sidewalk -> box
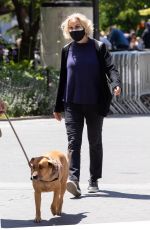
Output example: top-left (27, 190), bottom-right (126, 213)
top-left (1, 116), bottom-right (150, 229)
top-left (1, 181), bottom-right (150, 227)
top-left (1, 182), bottom-right (150, 228)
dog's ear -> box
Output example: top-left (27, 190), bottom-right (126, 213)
top-left (48, 159), bottom-right (62, 181)
top-left (30, 158), bottom-right (35, 167)
top-left (48, 159), bottom-right (58, 171)
top-left (48, 158), bottom-right (56, 167)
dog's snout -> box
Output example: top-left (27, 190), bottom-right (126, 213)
top-left (33, 175), bottom-right (38, 180)
top-left (31, 171), bottom-right (38, 180)
top-left (31, 175), bottom-right (38, 180)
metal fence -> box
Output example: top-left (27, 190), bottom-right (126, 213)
top-left (110, 50), bottom-right (150, 114)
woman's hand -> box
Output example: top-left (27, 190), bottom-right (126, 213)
top-left (113, 86), bottom-right (121, 96)
top-left (53, 112), bottom-right (62, 121)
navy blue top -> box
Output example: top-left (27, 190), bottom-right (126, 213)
top-left (64, 38), bottom-right (101, 104)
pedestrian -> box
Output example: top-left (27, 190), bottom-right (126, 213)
top-left (0, 100), bottom-right (6, 137)
top-left (109, 26), bottom-right (129, 50)
top-left (53, 13), bottom-right (121, 197)
top-left (129, 32), bottom-right (140, 50)
top-left (142, 22), bottom-right (150, 49)
top-left (99, 31), bottom-right (112, 50)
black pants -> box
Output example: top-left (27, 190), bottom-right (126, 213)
top-left (64, 103), bottom-right (104, 182)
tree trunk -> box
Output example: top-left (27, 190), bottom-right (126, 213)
top-left (19, 17), bottom-right (40, 60)
top-left (12, 0), bottom-right (40, 61)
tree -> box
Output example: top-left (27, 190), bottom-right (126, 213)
top-left (99, 0), bottom-right (150, 32)
top-left (0, 0), bottom-right (50, 60)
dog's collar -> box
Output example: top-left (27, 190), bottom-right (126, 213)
top-left (31, 176), bottom-right (59, 183)
top-left (39, 176), bottom-right (59, 183)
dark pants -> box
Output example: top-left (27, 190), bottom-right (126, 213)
top-left (64, 103), bottom-right (104, 182)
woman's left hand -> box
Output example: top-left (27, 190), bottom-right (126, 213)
top-left (113, 86), bottom-right (121, 96)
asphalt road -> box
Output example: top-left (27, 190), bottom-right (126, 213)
top-left (1, 115), bottom-right (150, 229)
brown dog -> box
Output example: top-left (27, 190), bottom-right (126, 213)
top-left (30, 150), bottom-right (68, 223)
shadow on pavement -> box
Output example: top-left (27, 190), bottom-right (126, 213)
top-left (81, 190), bottom-right (150, 200)
top-left (1, 212), bottom-right (88, 228)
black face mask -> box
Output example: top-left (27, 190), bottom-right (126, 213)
top-left (69, 29), bottom-right (85, 42)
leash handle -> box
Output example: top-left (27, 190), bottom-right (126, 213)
top-left (4, 113), bottom-right (31, 168)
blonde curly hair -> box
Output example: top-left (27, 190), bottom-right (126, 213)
top-left (61, 13), bottom-right (93, 40)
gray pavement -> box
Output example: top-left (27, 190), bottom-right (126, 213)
top-left (1, 115), bottom-right (150, 229)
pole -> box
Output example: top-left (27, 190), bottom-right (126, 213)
top-left (93, 0), bottom-right (99, 40)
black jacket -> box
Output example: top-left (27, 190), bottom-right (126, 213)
top-left (54, 38), bottom-right (121, 116)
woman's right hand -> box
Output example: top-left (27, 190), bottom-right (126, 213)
top-left (53, 112), bottom-right (62, 121)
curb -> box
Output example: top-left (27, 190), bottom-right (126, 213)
top-left (1, 114), bottom-right (150, 122)
top-left (0, 115), bottom-right (54, 121)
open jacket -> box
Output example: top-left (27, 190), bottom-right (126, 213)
top-left (53, 38), bottom-right (121, 116)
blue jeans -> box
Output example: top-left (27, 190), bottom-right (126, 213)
top-left (64, 103), bottom-right (104, 182)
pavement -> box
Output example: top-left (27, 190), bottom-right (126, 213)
top-left (1, 115), bottom-right (150, 229)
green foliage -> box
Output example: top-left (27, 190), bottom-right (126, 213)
top-left (0, 61), bottom-right (59, 117)
top-left (117, 8), bottom-right (140, 31)
top-left (100, 0), bottom-right (150, 32)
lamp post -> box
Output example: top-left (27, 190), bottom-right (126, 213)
top-left (93, 0), bottom-right (99, 40)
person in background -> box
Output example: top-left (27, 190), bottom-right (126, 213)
top-left (99, 31), bottom-right (112, 50)
top-left (136, 20), bottom-right (145, 37)
top-left (0, 100), bottom-right (7, 137)
top-left (129, 32), bottom-right (140, 50)
top-left (109, 26), bottom-right (129, 50)
top-left (53, 13), bottom-right (121, 197)
top-left (142, 22), bottom-right (150, 49)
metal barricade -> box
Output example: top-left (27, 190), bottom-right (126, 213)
top-left (111, 51), bottom-right (150, 114)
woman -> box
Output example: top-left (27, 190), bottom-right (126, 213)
top-left (53, 13), bottom-right (121, 197)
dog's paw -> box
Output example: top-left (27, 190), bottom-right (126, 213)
top-left (34, 217), bottom-right (42, 223)
top-left (56, 211), bottom-right (62, 216)
top-left (51, 209), bottom-right (62, 216)
top-left (51, 207), bottom-right (57, 216)
top-left (51, 203), bottom-right (56, 215)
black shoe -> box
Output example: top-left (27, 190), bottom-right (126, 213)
top-left (87, 179), bottom-right (99, 193)
top-left (67, 180), bottom-right (81, 197)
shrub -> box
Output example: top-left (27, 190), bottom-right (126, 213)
top-left (0, 60), bottom-right (59, 117)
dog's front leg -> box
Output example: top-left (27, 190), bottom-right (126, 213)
top-left (57, 182), bottom-right (67, 215)
top-left (34, 191), bottom-right (42, 223)
top-left (51, 188), bottom-right (60, 216)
